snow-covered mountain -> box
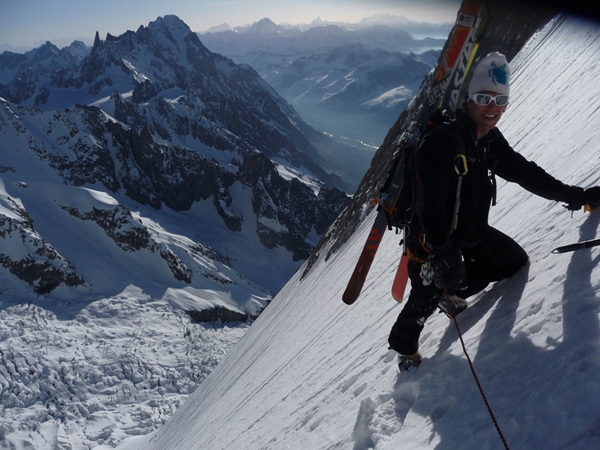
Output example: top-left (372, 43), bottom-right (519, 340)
top-left (117, 8), bottom-right (600, 450)
top-left (0, 15), bottom-right (350, 303)
top-left (0, 17), bottom-right (353, 447)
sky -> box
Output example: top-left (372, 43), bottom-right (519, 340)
top-left (0, 0), bottom-right (460, 52)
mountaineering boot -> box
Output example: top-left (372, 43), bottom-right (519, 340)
top-left (438, 293), bottom-right (468, 318)
top-left (398, 352), bottom-right (423, 372)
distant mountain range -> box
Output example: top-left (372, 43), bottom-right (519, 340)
top-left (201, 15), bottom-right (450, 50)
top-left (199, 17), bottom-right (447, 176)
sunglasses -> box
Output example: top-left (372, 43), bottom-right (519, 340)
top-left (468, 93), bottom-right (509, 106)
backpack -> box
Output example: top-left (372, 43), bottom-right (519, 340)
top-left (377, 109), bottom-right (464, 233)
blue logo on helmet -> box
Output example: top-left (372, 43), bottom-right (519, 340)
top-left (489, 62), bottom-right (508, 86)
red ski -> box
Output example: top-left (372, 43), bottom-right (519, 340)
top-left (431, 0), bottom-right (486, 110)
top-left (391, 253), bottom-right (410, 302)
top-left (342, 210), bottom-right (388, 304)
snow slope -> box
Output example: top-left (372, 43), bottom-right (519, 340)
top-left (136, 15), bottom-right (600, 450)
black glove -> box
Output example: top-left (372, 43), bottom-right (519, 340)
top-left (561, 186), bottom-right (600, 211)
top-left (560, 186), bottom-right (586, 211)
top-left (584, 186), bottom-right (600, 210)
top-left (421, 246), bottom-right (468, 292)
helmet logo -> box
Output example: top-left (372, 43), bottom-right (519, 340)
top-left (489, 62), bottom-right (508, 87)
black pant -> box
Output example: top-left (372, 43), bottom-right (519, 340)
top-left (388, 227), bottom-right (528, 355)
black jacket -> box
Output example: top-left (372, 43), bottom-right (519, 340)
top-left (409, 109), bottom-right (583, 255)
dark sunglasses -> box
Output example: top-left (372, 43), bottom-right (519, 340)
top-left (468, 93), bottom-right (509, 106)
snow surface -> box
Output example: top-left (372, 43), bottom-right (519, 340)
top-left (126, 15), bottom-right (600, 450)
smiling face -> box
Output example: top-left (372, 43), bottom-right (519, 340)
top-left (467, 90), bottom-right (507, 139)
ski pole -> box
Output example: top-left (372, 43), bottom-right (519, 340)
top-left (551, 238), bottom-right (600, 254)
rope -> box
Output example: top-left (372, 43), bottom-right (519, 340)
top-left (437, 271), bottom-right (509, 447)
top-left (450, 311), bottom-right (511, 450)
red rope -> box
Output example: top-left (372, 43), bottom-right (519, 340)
top-left (452, 314), bottom-right (511, 450)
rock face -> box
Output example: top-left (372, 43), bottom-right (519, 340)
top-left (0, 15), bottom-right (350, 320)
top-left (186, 306), bottom-right (258, 323)
top-left (0, 193), bottom-right (84, 294)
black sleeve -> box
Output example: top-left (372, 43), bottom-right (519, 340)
top-left (491, 130), bottom-right (585, 204)
top-left (414, 127), bottom-right (458, 249)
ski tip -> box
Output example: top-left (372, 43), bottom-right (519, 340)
top-left (342, 294), bottom-right (357, 305)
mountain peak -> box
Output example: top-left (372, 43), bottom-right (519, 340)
top-left (204, 22), bottom-right (232, 33)
top-left (248, 18), bottom-right (282, 34)
top-left (26, 41), bottom-right (60, 61)
top-left (147, 14), bottom-right (191, 34)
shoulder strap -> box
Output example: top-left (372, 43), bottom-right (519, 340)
top-left (448, 120), bottom-right (468, 234)
top-left (451, 153), bottom-right (468, 232)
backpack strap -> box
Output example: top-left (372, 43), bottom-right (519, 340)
top-left (451, 153), bottom-right (468, 232)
